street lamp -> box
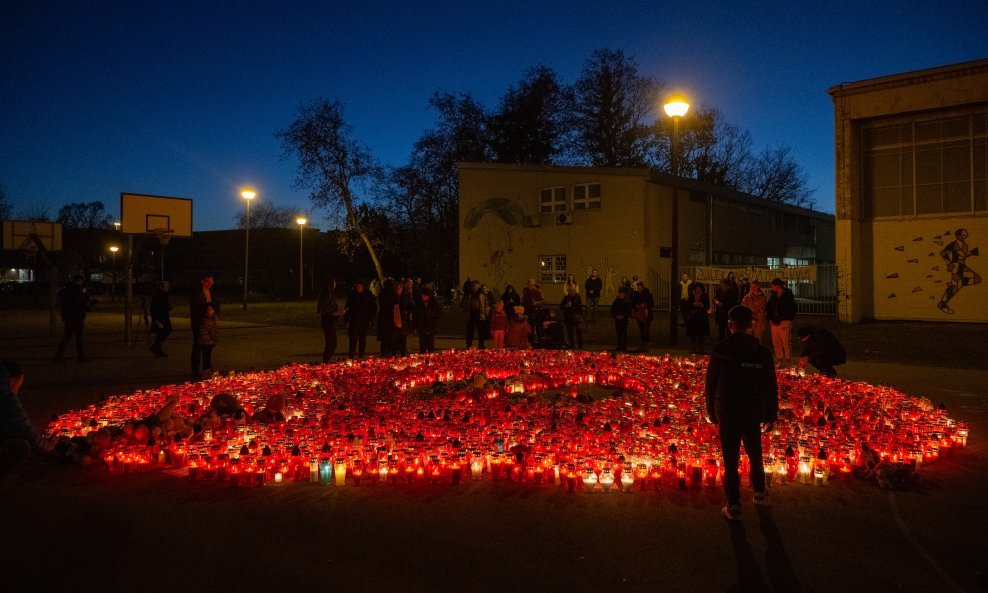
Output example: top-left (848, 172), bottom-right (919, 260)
top-left (241, 189), bottom-right (256, 310)
top-left (113, 221), bottom-right (121, 232)
top-left (664, 96), bottom-right (689, 347)
top-left (109, 245), bottom-right (120, 301)
top-left (296, 216), bottom-right (307, 298)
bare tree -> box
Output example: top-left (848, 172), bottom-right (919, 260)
top-left (16, 203), bottom-right (51, 221)
top-left (278, 98), bottom-right (385, 283)
top-left (56, 201), bottom-right (113, 229)
top-left (743, 147), bottom-right (815, 208)
top-left (233, 201), bottom-right (302, 229)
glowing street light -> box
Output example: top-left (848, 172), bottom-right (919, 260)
top-left (241, 189), bottom-right (256, 310)
top-left (663, 95), bottom-right (689, 347)
top-left (296, 216), bottom-right (307, 298)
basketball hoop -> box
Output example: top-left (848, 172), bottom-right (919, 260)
top-left (152, 228), bottom-right (175, 246)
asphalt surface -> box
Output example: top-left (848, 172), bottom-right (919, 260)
top-left (1, 309), bottom-right (986, 593)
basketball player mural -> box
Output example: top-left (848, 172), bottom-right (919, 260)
top-left (937, 228), bottom-right (981, 314)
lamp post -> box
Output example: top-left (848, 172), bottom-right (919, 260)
top-left (109, 245), bottom-right (119, 302)
top-left (296, 216), bottom-right (307, 298)
top-left (664, 97), bottom-right (689, 347)
top-left (241, 189), bottom-right (256, 310)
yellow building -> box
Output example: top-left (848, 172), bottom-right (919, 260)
top-left (458, 162), bottom-right (834, 306)
top-left (829, 58), bottom-right (988, 323)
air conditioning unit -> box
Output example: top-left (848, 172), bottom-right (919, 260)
top-left (523, 215), bottom-right (542, 227)
top-left (556, 211), bottom-right (574, 225)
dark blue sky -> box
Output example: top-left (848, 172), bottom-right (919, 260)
top-left (2, 1), bottom-right (985, 231)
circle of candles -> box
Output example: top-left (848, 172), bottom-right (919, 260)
top-left (44, 350), bottom-right (970, 492)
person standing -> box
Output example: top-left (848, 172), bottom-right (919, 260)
top-left (462, 280), bottom-right (488, 349)
top-left (190, 274), bottom-right (218, 378)
top-left (501, 284), bottom-right (522, 321)
top-left (390, 281), bottom-right (411, 357)
top-left (522, 279), bottom-right (545, 342)
top-left (414, 288), bottom-right (442, 353)
top-left (741, 279), bottom-right (769, 348)
top-left (685, 284), bottom-right (711, 355)
top-left (197, 302), bottom-right (219, 378)
top-left (610, 287), bottom-right (632, 353)
top-left (344, 280), bottom-right (376, 359)
top-left (376, 279), bottom-right (397, 358)
top-left (704, 305), bottom-right (778, 521)
top-left (316, 276), bottom-right (343, 363)
top-left (632, 281), bottom-right (655, 350)
top-left (767, 278), bottom-right (796, 367)
top-left (584, 270), bottom-right (602, 317)
top-left (796, 326), bottom-right (846, 378)
top-left (489, 300), bottom-right (509, 349)
top-left (560, 284), bottom-right (584, 349)
top-left (149, 280), bottom-right (172, 357)
top-left (53, 275), bottom-right (92, 363)
top-left (712, 278), bottom-right (739, 342)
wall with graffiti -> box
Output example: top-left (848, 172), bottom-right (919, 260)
top-left (872, 218), bottom-right (985, 322)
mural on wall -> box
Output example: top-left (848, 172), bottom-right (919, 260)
top-left (881, 224), bottom-right (982, 320)
top-left (936, 228), bottom-right (981, 314)
top-left (463, 197), bottom-right (523, 290)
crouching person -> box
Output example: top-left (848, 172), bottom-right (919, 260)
top-left (1, 362), bottom-right (56, 474)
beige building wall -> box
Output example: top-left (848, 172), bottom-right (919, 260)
top-left (829, 59), bottom-right (988, 323)
top-left (459, 163), bottom-right (833, 309)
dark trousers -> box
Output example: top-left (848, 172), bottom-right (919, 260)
top-left (200, 345), bottom-right (214, 371)
top-left (614, 318), bottom-right (629, 352)
top-left (55, 319), bottom-right (85, 360)
top-left (151, 318), bottom-right (171, 353)
top-left (564, 319), bottom-right (583, 349)
top-left (391, 332), bottom-right (407, 357)
top-left (636, 316), bottom-right (652, 344)
top-left (719, 422), bottom-right (767, 504)
top-left (321, 315), bottom-right (337, 363)
top-left (466, 314), bottom-right (486, 349)
top-left (419, 332), bottom-right (436, 354)
top-left (348, 324), bottom-right (368, 358)
top-left (808, 356), bottom-right (838, 377)
top-left (191, 335), bottom-right (202, 373)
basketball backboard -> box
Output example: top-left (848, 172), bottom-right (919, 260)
top-left (120, 193), bottom-right (193, 237)
top-left (2, 220), bottom-right (63, 252)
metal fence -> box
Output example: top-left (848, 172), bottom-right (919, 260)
top-left (672, 264), bottom-right (838, 316)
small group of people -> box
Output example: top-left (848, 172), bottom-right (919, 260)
top-left (609, 279), bottom-right (655, 353)
top-left (459, 276), bottom-right (592, 351)
top-left (319, 276), bottom-right (443, 362)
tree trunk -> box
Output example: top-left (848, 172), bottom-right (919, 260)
top-left (343, 194), bottom-right (385, 285)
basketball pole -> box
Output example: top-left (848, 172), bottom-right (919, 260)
top-left (125, 234), bottom-right (134, 346)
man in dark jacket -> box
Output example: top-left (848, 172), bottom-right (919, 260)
top-left (413, 288), bottom-right (442, 354)
top-left (766, 278), bottom-right (797, 367)
top-left (705, 305), bottom-right (779, 521)
top-left (796, 326), bottom-right (846, 377)
top-left (53, 275), bottom-right (92, 362)
top-left (149, 280), bottom-right (172, 357)
top-left (344, 280), bottom-right (377, 358)
top-left (584, 270), bottom-right (602, 315)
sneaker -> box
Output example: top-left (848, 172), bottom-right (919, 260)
top-left (721, 504), bottom-right (742, 521)
top-left (753, 491), bottom-right (767, 504)
top-left (937, 302), bottom-right (954, 314)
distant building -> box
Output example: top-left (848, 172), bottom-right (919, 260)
top-left (829, 58), bottom-right (988, 323)
top-left (458, 162), bottom-right (834, 306)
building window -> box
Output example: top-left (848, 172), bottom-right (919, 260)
top-left (572, 183), bottom-right (601, 210)
top-left (862, 111), bottom-right (988, 218)
top-left (540, 187), bottom-right (567, 213)
top-left (539, 254), bottom-right (567, 283)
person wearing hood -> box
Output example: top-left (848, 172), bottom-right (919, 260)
top-left (704, 305), bottom-right (778, 521)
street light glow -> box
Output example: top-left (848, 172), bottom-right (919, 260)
top-left (296, 217), bottom-right (307, 226)
top-left (109, 246), bottom-right (119, 253)
top-left (241, 189), bottom-right (256, 201)
top-left (663, 98), bottom-right (690, 118)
